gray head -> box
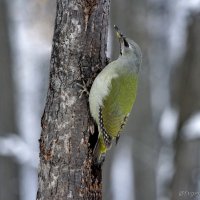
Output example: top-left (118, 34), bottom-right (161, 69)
top-left (114, 25), bottom-right (142, 68)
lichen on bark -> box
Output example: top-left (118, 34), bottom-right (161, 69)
top-left (36, 0), bottom-right (110, 199)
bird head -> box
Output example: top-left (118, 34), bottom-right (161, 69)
top-left (114, 25), bottom-right (142, 67)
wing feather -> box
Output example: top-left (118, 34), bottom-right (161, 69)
top-left (101, 73), bottom-right (138, 139)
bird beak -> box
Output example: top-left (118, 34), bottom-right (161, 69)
top-left (114, 25), bottom-right (124, 41)
top-left (114, 25), bottom-right (129, 54)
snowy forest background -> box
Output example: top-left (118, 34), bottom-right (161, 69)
top-left (0, 0), bottom-right (200, 200)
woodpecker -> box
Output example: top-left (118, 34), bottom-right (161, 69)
top-left (89, 25), bottom-right (142, 163)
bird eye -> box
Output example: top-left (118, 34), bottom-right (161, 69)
top-left (123, 38), bottom-right (129, 47)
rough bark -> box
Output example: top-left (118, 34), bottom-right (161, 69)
top-left (36, 0), bottom-right (110, 199)
top-left (0, 0), bottom-right (19, 199)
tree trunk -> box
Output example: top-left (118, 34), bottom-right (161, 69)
top-left (36, 0), bottom-right (110, 199)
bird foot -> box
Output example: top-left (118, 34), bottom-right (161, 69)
top-left (77, 80), bottom-right (89, 98)
top-left (115, 135), bottom-right (120, 145)
top-left (88, 124), bottom-right (95, 135)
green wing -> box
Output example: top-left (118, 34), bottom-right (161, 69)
top-left (101, 73), bottom-right (138, 145)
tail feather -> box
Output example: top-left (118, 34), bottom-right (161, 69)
top-left (93, 134), bottom-right (107, 165)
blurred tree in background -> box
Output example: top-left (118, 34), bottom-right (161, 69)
top-left (0, 0), bottom-right (55, 199)
top-left (0, 0), bottom-right (200, 200)
top-left (0, 0), bottom-right (19, 199)
top-left (170, 12), bottom-right (200, 200)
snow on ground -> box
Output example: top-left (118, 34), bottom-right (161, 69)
top-left (182, 112), bottom-right (200, 140)
top-left (159, 107), bottom-right (179, 143)
top-left (0, 134), bottom-right (38, 168)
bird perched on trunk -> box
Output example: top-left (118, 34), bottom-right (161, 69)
top-left (89, 25), bottom-right (142, 163)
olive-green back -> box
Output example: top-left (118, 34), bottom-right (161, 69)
top-left (101, 73), bottom-right (138, 137)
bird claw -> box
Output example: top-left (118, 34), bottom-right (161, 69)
top-left (98, 153), bottom-right (106, 165)
top-left (88, 124), bottom-right (95, 135)
top-left (115, 135), bottom-right (120, 145)
top-left (77, 80), bottom-right (89, 98)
